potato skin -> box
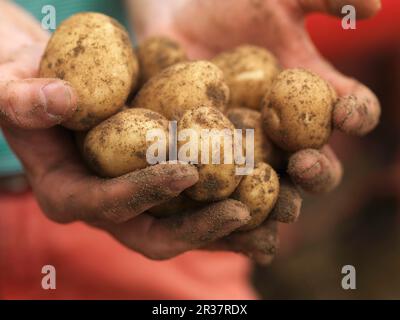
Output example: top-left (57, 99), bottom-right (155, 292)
top-left (39, 12), bottom-right (139, 131)
top-left (226, 108), bottom-right (274, 165)
top-left (84, 108), bottom-right (168, 178)
top-left (132, 61), bottom-right (229, 120)
top-left (178, 106), bottom-right (241, 202)
top-left (233, 162), bottom-right (280, 231)
top-left (136, 36), bottom-right (188, 85)
top-left (212, 45), bottom-right (280, 110)
top-left (261, 68), bottom-right (337, 152)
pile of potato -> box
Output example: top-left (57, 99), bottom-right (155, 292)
top-left (39, 13), bottom-right (339, 258)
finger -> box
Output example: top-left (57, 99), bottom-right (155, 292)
top-left (102, 199), bottom-right (251, 260)
top-left (0, 78), bottom-right (78, 129)
top-left (333, 83), bottom-right (381, 136)
top-left (269, 180), bottom-right (302, 223)
top-left (38, 162), bottom-right (199, 224)
top-left (299, 0), bottom-right (381, 19)
top-left (208, 220), bottom-right (279, 266)
top-left (287, 145), bottom-right (343, 194)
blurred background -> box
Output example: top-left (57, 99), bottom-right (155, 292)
top-left (1, 0), bottom-right (399, 299)
top-left (254, 0), bottom-right (400, 299)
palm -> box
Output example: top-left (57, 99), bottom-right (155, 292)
top-left (133, 0), bottom-right (380, 193)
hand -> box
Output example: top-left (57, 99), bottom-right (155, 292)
top-left (0, 1), bottom-right (251, 260)
top-left (131, 0), bottom-right (381, 193)
top-left (130, 0), bottom-right (381, 262)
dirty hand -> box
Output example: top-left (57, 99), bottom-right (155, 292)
top-left (0, 1), bottom-right (251, 260)
top-left (132, 0), bottom-right (381, 194)
top-left (130, 0), bottom-right (381, 263)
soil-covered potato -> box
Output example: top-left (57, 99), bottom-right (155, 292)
top-left (226, 107), bottom-right (275, 165)
top-left (136, 36), bottom-right (188, 85)
top-left (178, 106), bottom-right (241, 201)
top-left (261, 68), bottom-right (337, 152)
top-left (84, 108), bottom-right (168, 177)
top-left (233, 162), bottom-right (280, 231)
top-left (39, 12), bottom-right (138, 131)
top-left (131, 61), bottom-right (229, 120)
top-left (212, 45), bottom-right (280, 110)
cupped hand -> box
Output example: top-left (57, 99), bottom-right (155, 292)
top-left (130, 0), bottom-right (381, 262)
top-left (132, 0), bottom-right (381, 193)
top-left (0, 1), bottom-right (251, 260)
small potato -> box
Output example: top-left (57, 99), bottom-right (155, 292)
top-left (132, 61), bottom-right (229, 120)
top-left (233, 162), bottom-right (280, 231)
top-left (84, 108), bottom-right (168, 177)
top-left (261, 68), bottom-right (337, 152)
top-left (40, 12), bottom-right (139, 131)
top-left (136, 36), bottom-right (188, 85)
top-left (148, 194), bottom-right (202, 218)
top-left (226, 107), bottom-right (274, 165)
top-left (212, 45), bottom-right (280, 110)
top-left (178, 106), bottom-right (241, 202)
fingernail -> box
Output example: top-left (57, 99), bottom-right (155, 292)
top-left (41, 82), bottom-right (74, 117)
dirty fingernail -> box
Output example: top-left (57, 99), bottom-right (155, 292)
top-left (41, 82), bottom-right (76, 117)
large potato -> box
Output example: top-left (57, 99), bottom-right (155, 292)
top-left (178, 106), bottom-right (241, 201)
top-left (233, 162), bottom-right (280, 231)
top-left (226, 107), bottom-right (274, 165)
top-left (136, 36), bottom-right (188, 85)
top-left (131, 61), bottom-right (229, 120)
top-left (261, 68), bottom-right (337, 152)
top-left (212, 45), bottom-right (280, 110)
top-left (84, 108), bottom-right (168, 177)
top-left (40, 12), bottom-right (139, 131)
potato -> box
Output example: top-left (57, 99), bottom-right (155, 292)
top-left (261, 68), bottom-right (337, 152)
top-left (148, 194), bottom-right (202, 218)
top-left (131, 61), bottom-right (229, 120)
top-left (136, 36), bottom-right (188, 85)
top-left (39, 12), bottom-right (139, 131)
top-left (84, 108), bottom-right (168, 177)
top-left (233, 162), bottom-right (280, 231)
top-left (226, 107), bottom-right (274, 165)
top-left (212, 45), bottom-right (280, 110)
top-left (178, 106), bottom-right (241, 201)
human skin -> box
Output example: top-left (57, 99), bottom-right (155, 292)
top-left (127, 0), bottom-right (381, 260)
top-left (129, 0), bottom-right (381, 193)
top-left (0, 0), bottom-right (381, 263)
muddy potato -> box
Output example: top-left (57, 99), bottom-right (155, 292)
top-left (132, 61), bottom-right (229, 120)
top-left (261, 68), bottom-right (337, 152)
top-left (136, 36), bottom-right (188, 85)
top-left (212, 45), bottom-right (280, 110)
top-left (148, 194), bottom-right (202, 218)
top-left (84, 108), bottom-right (168, 177)
top-left (178, 106), bottom-right (241, 202)
top-left (40, 12), bottom-right (139, 131)
top-left (233, 162), bottom-right (280, 231)
top-left (226, 107), bottom-right (275, 165)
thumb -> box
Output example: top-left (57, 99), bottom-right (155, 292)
top-left (0, 78), bottom-right (78, 129)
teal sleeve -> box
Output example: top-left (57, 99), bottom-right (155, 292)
top-left (0, 0), bottom-right (133, 176)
